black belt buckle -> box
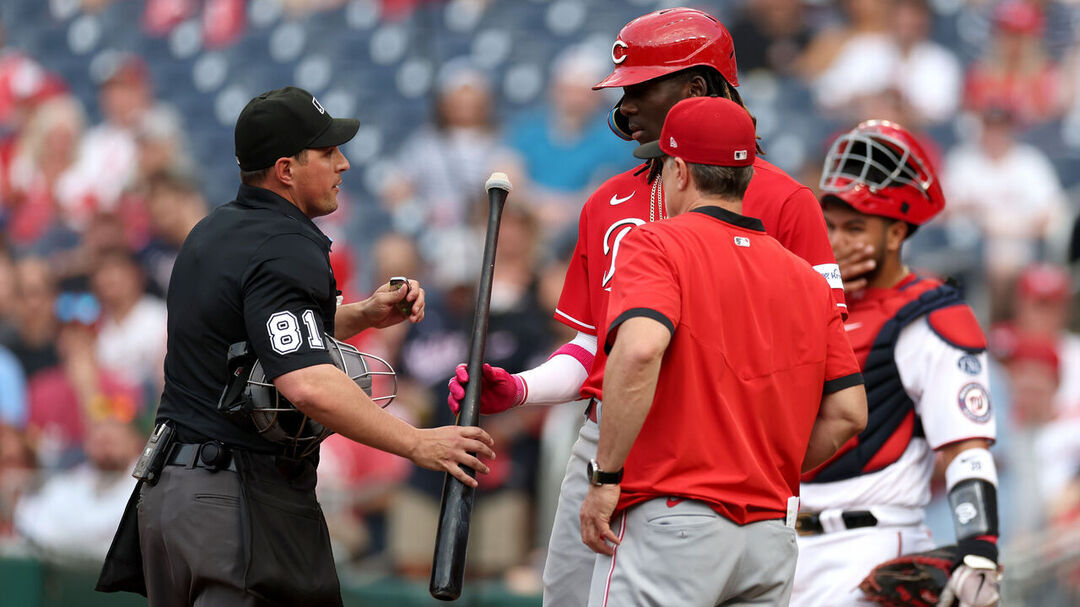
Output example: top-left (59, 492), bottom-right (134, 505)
top-left (796, 510), bottom-right (878, 536)
top-left (795, 512), bottom-right (823, 536)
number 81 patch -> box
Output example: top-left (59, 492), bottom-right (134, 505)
top-left (958, 383), bottom-right (992, 423)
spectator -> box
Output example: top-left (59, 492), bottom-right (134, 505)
top-left (942, 106), bottom-right (1069, 320)
top-left (133, 106), bottom-right (196, 194)
top-left (800, 0), bottom-right (896, 114)
top-left (889, 0), bottom-right (962, 125)
top-left (379, 59), bottom-right (514, 262)
top-left (58, 54), bottom-right (181, 231)
top-left (964, 0), bottom-right (1063, 125)
top-left (90, 247), bottom-right (168, 394)
top-left (51, 210), bottom-right (131, 290)
top-left (727, 0), bottom-right (813, 77)
top-left (26, 311), bottom-right (143, 469)
top-left (1006, 264), bottom-right (1080, 417)
top-left (13, 414), bottom-right (142, 562)
top-left (4, 95), bottom-right (85, 251)
top-left (1, 256), bottom-right (59, 379)
top-left (503, 45), bottom-right (635, 244)
top-left (801, 0), bottom-right (961, 125)
top-left (138, 172), bottom-right (207, 296)
top-left (998, 335), bottom-right (1070, 534)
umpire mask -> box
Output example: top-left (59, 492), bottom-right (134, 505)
top-left (219, 335), bottom-right (397, 458)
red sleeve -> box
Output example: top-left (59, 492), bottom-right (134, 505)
top-left (776, 187), bottom-right (848, 319)
top-left (822, 289), bottom-right (862, 393)
top-left (603, 228), bottom-right (680, 352)
top-left (555, 205), bottom-right (596, 334)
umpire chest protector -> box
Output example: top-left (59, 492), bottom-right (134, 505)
top-left (804, 278), bottom-right (983, 484)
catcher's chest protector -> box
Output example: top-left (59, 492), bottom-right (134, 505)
top-left (804, 281), bottom-right (972, 483)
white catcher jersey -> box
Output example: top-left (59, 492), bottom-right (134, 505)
top-left (801, 278), bottom-right (996, 512)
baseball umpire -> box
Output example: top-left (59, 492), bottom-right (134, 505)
top-left (579, 96), bottom-right (867, 606)
top-left (96, 86), bottom-right (495, 606)
top-left (792, 120), bottom-right (1001, 607)
top-left (445, 9), bottom-right (846, 604)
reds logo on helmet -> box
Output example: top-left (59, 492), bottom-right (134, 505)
top-left (594, 7), bottom-right (739, 90)
top-left (611, 40), bottom-right (628, 64)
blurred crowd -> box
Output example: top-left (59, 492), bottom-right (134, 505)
top-left (0, 0), bottom-right (1079, 596)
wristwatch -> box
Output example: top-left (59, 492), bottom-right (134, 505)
top-left (587, 458), bottom-right (623, 486)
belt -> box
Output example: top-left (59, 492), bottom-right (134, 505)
top-left (585, 398), bottom-right (599, 423)
top-left (795, 510), bottom-right (878, 536)
top-left (167, 442), bottom-right (237, 472)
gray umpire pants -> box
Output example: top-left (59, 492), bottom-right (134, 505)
top-left (588, 499), bottom-right (799, 607)
top-left (137, 451), bottom-right (341, 607)
top-left (138, 464), bottom-right (266, 607)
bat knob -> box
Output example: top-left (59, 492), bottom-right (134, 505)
top-left (485, 172), bottom-right (512, 193)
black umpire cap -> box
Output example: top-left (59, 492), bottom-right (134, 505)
top-left (234, 86), bottom-right (360, 171)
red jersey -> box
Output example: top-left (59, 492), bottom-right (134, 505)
top-left (603, 206), bottom-right (862, 524)
top-left (555, 158), bottom-right (844, 402)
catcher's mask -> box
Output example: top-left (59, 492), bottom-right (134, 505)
top-left (819, 119), bottom-right (944, 233)
top-left (217, 335), bottom-right (396, 458)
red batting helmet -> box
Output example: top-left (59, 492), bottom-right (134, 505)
top-left (593, 7), bottom-right (738, 90)
top-left (820, 120), bottom-right (944, 229)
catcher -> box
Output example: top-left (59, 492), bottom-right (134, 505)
top-left (791, 120), bottom-right (1002, 607)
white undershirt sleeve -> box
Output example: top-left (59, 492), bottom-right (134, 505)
top-left (518, 332), bottom-right (596, 405)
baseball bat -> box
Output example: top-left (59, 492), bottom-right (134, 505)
top-left (430, 172), bottom-right (512, 601)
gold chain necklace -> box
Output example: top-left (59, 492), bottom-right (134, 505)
top-left (650, 174), bottom-right (666, 223)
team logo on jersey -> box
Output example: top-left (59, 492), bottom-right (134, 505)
top-left (611, 40), bottom-right (628, 64)
top-left (957, 354), bottom-right (982, 376)
top-left (601, 217), bottom-right (646, 290)
top-left (609, 192), bottom-right (634, 206)
top-left (958, 382), bottom-right (991, 423)
top-left (734, 236), bottom-right (750, 247)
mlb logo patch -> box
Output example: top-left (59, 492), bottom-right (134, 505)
top-left (734, 236), bottom-right (750, 247)
top-left (734, 150), bottom-right (748, 161)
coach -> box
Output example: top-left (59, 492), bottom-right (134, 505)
top-left (579, 97), bottom-right (868, 606)
top-left (97, 86), bottom-right (494, 606)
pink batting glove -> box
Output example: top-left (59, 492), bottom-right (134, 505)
top-left (447, 363), bottom-right (526, 415)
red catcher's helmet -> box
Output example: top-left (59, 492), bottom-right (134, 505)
top-left (593, 7), bottom-right (738, 91)
top-left (820, 120), bottom-right (944, 228)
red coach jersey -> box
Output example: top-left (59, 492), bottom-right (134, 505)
top-left (556, 158), bottom-right (844, 402)
top-left (603, 206), bottom-right (862, 524)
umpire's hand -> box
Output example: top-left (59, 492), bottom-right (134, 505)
top-left (364, 278), bottom-right (426, 327)
top-left (409, 426), bottom-right (495, 488)
top-left (581, 484), bottom-right (622, 555)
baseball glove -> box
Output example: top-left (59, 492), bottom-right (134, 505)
top-left (858, 545), bottom-right (957, 607)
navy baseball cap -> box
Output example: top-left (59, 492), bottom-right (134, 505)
top-left (234, 86), bottom-right (359, 171)
top-left (633, 96), bottom-right (756, 167)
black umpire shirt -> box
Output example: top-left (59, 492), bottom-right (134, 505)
top-left (157, 184), bottom-right (338, 452)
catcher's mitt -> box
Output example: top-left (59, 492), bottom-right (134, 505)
top-left (859, 545), bottom-right (956, 607)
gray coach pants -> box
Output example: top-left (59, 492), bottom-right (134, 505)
top-left (588, 499), bottom-right (798, 607)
